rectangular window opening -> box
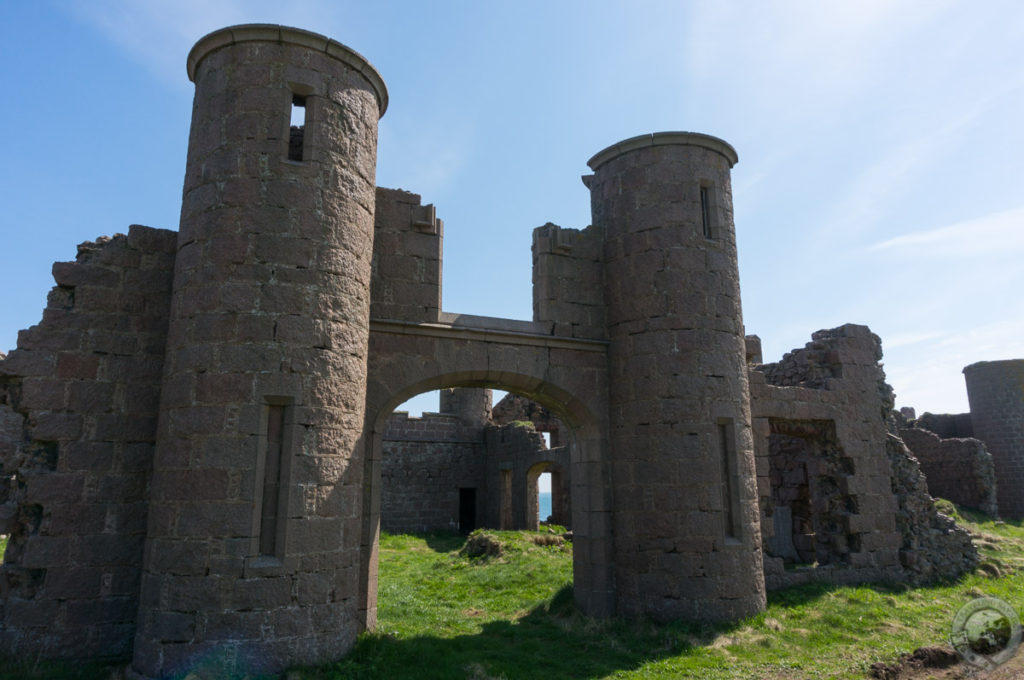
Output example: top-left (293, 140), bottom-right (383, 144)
top-left (288, 94), bottom-right (307, 162)
top-left (719, 420), bottom-right (739, 540)
top-left (259, 403), bottom-right (287, 556)
top-left (700, 184), bottom-right (713, 238)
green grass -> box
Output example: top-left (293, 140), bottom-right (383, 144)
top-left (2, 506), bottom-right (1023, 679)
top-left (304, 509), bottom-right (1024, 679)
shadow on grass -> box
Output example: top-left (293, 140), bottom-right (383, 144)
top-left (302, 585), bottom-right (742, 680)
top-left (422, 531), bottom-right (468, 553)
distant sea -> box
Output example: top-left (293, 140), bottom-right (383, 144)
top-left (539, 491), bottom-right (552, 523)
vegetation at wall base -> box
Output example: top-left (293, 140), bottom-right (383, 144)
top-left (1, 506), bottom-right (1023, 679)
top-left (314, 512), bottom-right (1024, 679)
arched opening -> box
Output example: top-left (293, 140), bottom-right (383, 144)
top-left (360, 367), bottom-right (611, 628)
top-left (377, 387), bottom-right (574, 535)
top-left (526, 462), bottom-right (570, 530)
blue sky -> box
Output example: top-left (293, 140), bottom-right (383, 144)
top-left (2, 1), bottom-right (1023, 415)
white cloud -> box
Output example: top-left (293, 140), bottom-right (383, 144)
top-left (867, 207), bottom-right (1024, 258)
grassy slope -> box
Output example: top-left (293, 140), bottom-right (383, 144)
top-left (309, 507), bottom-right (1024, 680)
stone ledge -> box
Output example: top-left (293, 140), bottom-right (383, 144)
top-left (370, 317), bottom-right (608, 353)
top-left (587, 131), bottom-right (739, 170)
top-left (187, 24), bottom-right (388, 116)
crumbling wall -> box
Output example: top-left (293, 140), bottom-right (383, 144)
top-left (380, 410), bottom-right (485, 533)
top-left (483, 422), bottom-right (570, 530)
top-left (370, 188), bottom-right (443, 324)
top-left (899, 427), bottom-right (997, 516)
top-left (0, 226), bottom-right (176, 659)
top-left (492, 392), bottom-right (566, 446)
top-left (915, 412), bottom-right (974, 439)
top-left (766, 420), bottom-right (859, 568)
top-left (886, 434), bottom-right (978, 581)
top-left (751, 324), bottom-right (977, 590)
top-left (532, 223), bottom-right (605, 340)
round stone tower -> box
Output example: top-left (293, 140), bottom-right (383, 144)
top-left (964, 359), bottom-right (1024, 519)
top-left (587, 132), bottom-right (765, 622)
top-left (133, 26), bottom-right (386, 678)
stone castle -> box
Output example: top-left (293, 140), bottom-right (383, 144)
top-left (0, 23), bottom-right (1019, 678)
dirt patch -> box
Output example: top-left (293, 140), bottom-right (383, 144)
top-left (867, 643), bottom-right (1024, 679)
top-left (869, 646), bottom-right (960, 679)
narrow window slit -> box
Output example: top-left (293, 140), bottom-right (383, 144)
top-left (259, 403), bottom-right (286, 556)
top-left (700, 185), bottom-right (713, 238)
top-left (719, 420), bottom-right (739, 539)
top-left (288, 95), bottom-right (307, 161)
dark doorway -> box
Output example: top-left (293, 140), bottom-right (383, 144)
top-left (458, 487), bottom-right (477, 533)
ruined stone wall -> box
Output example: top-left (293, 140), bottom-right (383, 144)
top-left (885, 434), bottom-right (978, 581)
top-left (751, 324), bottom-right (977, 590)
top-left (482, 422), bottom-right (569, 530)
top-left (532, 223), bottom-right (606, 340)
top-left (491, 392), bottom-right (567, 447)
top-left (899, 428), bottom-right (997, 516)
top-left (370, 188), bottom-right (443, 324)
top-left (915, 412), bottom-right (974, 439)
top-left (380, 411), bottom-right (486, 533)
top-left (964, 360), bottom-right (1024, 519)
top-left (0, 226), bottom-right (177, 659)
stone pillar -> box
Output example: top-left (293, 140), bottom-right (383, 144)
top-left (587, 133), bottom-right (765, 622)
top-left (132, 25), bottom-right (387, 678)
top-left (965, 359), bottom-right (1024, 519)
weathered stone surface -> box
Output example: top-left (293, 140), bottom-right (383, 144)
top-left (964, 360), bottom-right (1024, 519)
top-left (899, 427), bottom-right (997, 516)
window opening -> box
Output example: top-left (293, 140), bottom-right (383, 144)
top-left (260, 403), bottom-right (286, 556)
top-left (288, 94), bottom-right (307, 161)
top-left (700, 184), bottom-right (713, 238)
top-left (719, 420), bottom-right (738, 539)
top-left (537, 471), bottom-right (552, 524)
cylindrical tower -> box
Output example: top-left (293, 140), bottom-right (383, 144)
top-left (132, 26), bottom-right (387, 678)
top-left (964, 359), bottom-right (1024, 519)
top-left (588, 132), bottom-right (765, 622)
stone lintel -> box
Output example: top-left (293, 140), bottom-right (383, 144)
top-left (369, 317), bottom-right (608, 353)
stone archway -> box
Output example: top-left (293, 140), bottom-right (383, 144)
top-left (360, 339), bottom-right (613, 627)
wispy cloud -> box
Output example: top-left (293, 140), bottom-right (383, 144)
top-left (885, 318), bottom-right (1024, 413)
top-left (867, 207), bottom-right (1024, 257)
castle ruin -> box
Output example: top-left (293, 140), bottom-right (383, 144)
top-left (0, 24), bottom-right (997, 678)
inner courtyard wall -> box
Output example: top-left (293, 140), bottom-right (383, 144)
top-left (380, 409), bottom-right (486, 533)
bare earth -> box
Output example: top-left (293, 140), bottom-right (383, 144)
top-left (866, 644), bottom-right (1024, 679)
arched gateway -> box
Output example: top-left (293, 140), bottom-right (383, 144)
top-left (0, 24), bottom-right (768, 679)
